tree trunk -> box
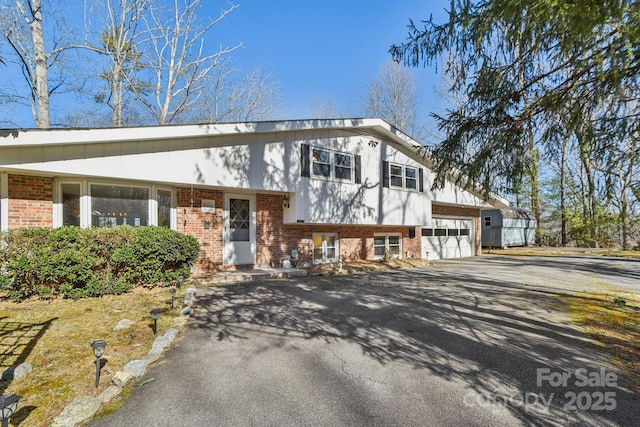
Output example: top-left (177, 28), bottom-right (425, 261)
top-left (527, 129), bottom-right (541, 245)
top-left (579, 141), bottom-right (597, 247)
top-left (560, 137), bottom-right (568, 246)
top-left (111, 61), bottom-right (123, 127)
top-left (26, 0), bottom-right (50, 128)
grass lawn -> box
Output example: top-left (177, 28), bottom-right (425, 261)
top-left (0, 286), bottom-right (187, 427)
top-left (562, 291), bottom-right (640, 391)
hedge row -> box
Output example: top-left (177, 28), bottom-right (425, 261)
top-left (0, 226), bottom-right (200, 301)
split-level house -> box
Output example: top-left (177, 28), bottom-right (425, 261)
top-left (0, 118), bottom-right (508, 273)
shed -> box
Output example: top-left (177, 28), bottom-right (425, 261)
top-left (481, 208), bottom-right (536, 248)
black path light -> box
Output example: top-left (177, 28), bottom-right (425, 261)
top-left (150, 309), bottom-right (161, 335)
top-left (177, 275), bottom-right (184, 288)
top-left (0, 394), bottom-right (20, 427)
top-left (169, 288), bottom-right (177, 308)
top-left (90, 340), bottom-right (106, 388)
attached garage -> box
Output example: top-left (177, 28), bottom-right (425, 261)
top-left (421, 217), bottom-right (475, 260)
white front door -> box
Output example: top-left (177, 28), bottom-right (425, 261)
top-left (223, 194), bottom-right (256, 265)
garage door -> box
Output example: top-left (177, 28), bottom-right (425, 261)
top-left (421, 218), bottom-right (474, 260)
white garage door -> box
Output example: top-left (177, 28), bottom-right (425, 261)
top-left (421, 218), bottom-right (474, 260)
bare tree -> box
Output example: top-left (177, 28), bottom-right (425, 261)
top-left (136, 0), bottom-right (241, 125)
top-left (2, 0), bottom-right (51, 127)
top-left (85, 0), bottom-right (148, 127)
top-left (187, 60), bottom-right (283, 123)
top-left (362, 60), bottom-right (425, 139)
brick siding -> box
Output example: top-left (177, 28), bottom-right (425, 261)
top-left (7, 174), bottom-right (53, 228)
top-left (176, 187), bottom-right (224, 272)
top-left (2, 175), bottom-right (474, 273)
top-left (181, 191), bottom-right (424, 273)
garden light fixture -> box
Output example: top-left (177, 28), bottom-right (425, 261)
top-left (90, 340), bottom-right (106, 388)
top-left (150, 309), bottom-right (161, 335)
top-left (177, 275), bottom-right (184, 287)
top-left (169, 288), bottom-right (177, 308)
top-left (0, 394), bottom-right (20, 427)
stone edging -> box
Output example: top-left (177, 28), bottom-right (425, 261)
top-left (49, 284), bottom-right (198, 427)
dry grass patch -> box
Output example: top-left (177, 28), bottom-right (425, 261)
top-left (485, 247), bottom-right (640, 259)
top-left (562, 291), bottom-right (640, 391)
top-left (307, 258), bottom-right (433, 275)
top-left (0, 286), bottom-right (188, 427)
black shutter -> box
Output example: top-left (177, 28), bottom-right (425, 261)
top-left (382, 161), bottom-right (389, 188)
top-left (419, 168), bottom-right (424, 192)
top-left (301, 144), bottom-right (310, 177)
top-left (354, 155), bottom-right (361, 184)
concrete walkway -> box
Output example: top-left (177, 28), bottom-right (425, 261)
top-left (89, 255), bottom-right (639, 426)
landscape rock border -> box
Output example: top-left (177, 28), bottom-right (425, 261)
top-left (49, 283), bottom-right (198, 427)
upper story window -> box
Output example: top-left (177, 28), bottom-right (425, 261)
top-left (312, 148), bottom-right (331, 177)
top-left (405, 167), bottom-right (417, 189)
top-left (310, 147), bottom-right (353, 181)
top-left (301, 144), bottom-right (361, 183)
top-left (390, 164), bottom-right (403, 187)
top-left (383, 161), bottom-right (423, 192)
top-left (334, 153), bottom-right (352, 180)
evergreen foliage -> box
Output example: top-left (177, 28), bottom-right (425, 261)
top-left (0, 226), bottom-right (200, 301)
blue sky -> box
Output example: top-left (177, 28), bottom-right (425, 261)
top-left (2, 0), bottom-right (451, 129)
top-left (214, 0), bottom-right (450, 121)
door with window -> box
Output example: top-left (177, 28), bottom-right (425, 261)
top-left (223, 194), bottom-right (256, 265)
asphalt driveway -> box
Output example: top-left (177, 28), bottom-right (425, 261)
top-left (90, 255), bottom-right (639, 426)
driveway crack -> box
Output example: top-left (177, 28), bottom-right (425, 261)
top-left (327, 347), bottom-right (387, 385)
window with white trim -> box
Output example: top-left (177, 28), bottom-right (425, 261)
top-left (91, 184), bottom-right (149, 227)
top-left (334, 152), bottom-right (352, 180)
top-left (373, 234), bottom-right (402, 259)
top-left (313, 233), bottom-right (338, 263)
top-left (312, 148), bottom-right (331, 177)
top-left (157, 189), bottom-right (173, 228)
top-left (61, 183), bottom-right (81, 226)
top-left (389, 163), bottom-right (418, 190)
top-left (311, 148), bottom-right (353, 181)
top-left (55, 179), bottom-right (175, 229)
top-left (405, 167), bottom-right (417, 189)
top-left (390, 164), bottom-right (403, 187)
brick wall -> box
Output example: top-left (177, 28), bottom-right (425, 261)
top-left (256, 193), bottom-right (288, 265)
top-left (1, 176), bottom-right (427, 274)
top-left (183, 192), bottom-right (424, 273)
top-left (258, 194), bottom-right (421, 265)
top-left (176, 187), bottom-right (223, 272)
top-left (431, 204), bottom-right (481, 255)
top-left (8, 174), bottom-right (53, 228)
top-left (177, 193), bottom-right (477, 273)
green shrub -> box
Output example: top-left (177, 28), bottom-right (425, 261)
top-left (0, 226), bottom-right (200, 301)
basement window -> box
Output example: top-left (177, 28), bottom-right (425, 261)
top-left (313, 233), bottom-right (338, 263)
top-left (374, 234), bottom-right (401, 259)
